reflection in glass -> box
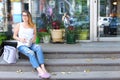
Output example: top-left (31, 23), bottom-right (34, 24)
top-left (97, 0), bottom-right (120, 37)
top-left (32, 0), bottom-right (90, 40)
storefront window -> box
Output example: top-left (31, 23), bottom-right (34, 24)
top-left (0, 2), bottom-right (5, 32)
top-left (31, 0), bottom-right (90, 40)
top-left (11, 2), bottom-right (22, 23)
top-left (0, 0), bottom-right (23, 40)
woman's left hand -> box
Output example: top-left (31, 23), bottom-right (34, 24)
top-left (31, 38), bottom-right (36, 43)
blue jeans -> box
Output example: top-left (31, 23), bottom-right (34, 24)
top-left (17, 44), bottom-right (44, 68)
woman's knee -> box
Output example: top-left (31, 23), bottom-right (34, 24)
top-left (27, 50), bottom-right (35, 56)
top-left (34, 44), bottom-right (42, 51)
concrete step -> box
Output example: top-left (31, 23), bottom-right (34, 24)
top-left (1, 41), bottom-right (120, 80)
top-left (1, 58), bottom-right (120, 72)
top-left (3, 40), bottom-right (120, 59)
top-left (44, 52), bottom-right (120, 59)
top-left (1, 58), bottom-right (120, 79)
top-left (19, 51), bottom-right (120, 59)
top-left (1, 71), bottom-right (120, 80)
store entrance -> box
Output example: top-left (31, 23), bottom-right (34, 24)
top-left (97, 0), bottom-right (120, 41)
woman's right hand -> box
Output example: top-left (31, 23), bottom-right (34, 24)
top-left (19, 38), bottom-right (26, 43)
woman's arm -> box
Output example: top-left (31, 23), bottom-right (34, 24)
top-left (31, 25), bottom-right (37, 43)
top-left (13, 23), bottom-right (20, 41)
top-left (13, 23), bottom-right (26, 43)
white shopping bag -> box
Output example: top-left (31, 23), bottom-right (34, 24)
top-left (3, 45), bottom-right (18, 64)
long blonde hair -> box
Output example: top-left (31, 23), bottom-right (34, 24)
top-left (22, 10), bottom-right (35, 28)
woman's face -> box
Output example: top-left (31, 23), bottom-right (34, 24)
top-left (22, 12), bottom-right (28, 22)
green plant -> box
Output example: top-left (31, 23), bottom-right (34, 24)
top-left (0, 32), bottom-right (7, 45)
top-left (39, 32), bottom-right (50, 38)
top-left (38, 27), bottom-right (50, 37)
top-left (60, 22), bottom-right (65, 29)
top-left (66, 26), bottom-right (75, 34)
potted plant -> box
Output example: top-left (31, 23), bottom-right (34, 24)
top-left (41, 32), bottom-right (51, 43)
top-left (66, 26), bottom-right (76, 44)
top-left (38, 28), bottom-right (51, 43)
top-left (35, 28), bottom-right (46, 44)
top-left (79, 24), bottom-right (89, 40)
top-left (80, 29), bottom-right (89, 40)
top-left (50, 20), bottom-right (65, 42)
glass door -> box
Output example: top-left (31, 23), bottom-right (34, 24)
top-left (97, 0), bottom-right (120, 41)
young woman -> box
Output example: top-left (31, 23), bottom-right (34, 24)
top-left (13, 10), bottom-right (50, 79)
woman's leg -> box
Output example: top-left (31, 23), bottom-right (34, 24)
top-left (41, 64), bottom-right (48, 73)
top-left (31, 44), bottom-right (48, 73)
top-left (31, 44), bottom-right (44, 64)
top-left (18, 45), bottom-right (45, 74)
